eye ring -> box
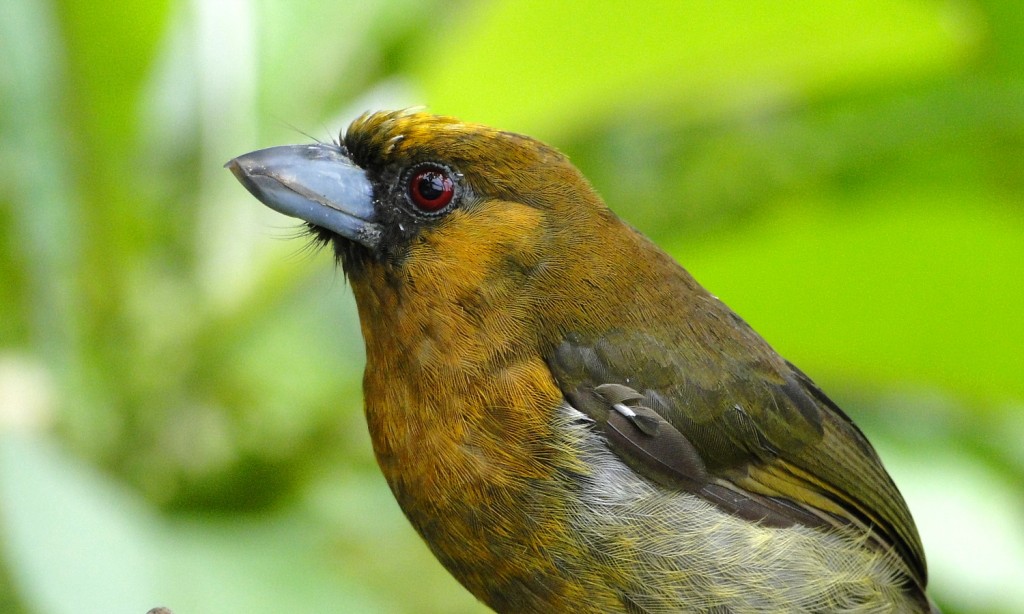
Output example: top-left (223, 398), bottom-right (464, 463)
top-left (406, 164), bottom-right (457, 213)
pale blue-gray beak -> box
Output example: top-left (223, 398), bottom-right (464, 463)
top-left (226, 144), bottom-right (382, 249)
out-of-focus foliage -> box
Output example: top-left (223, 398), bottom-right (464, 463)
top-left (0, 1), bottom-right (1021, 612)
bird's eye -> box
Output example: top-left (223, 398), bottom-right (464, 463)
top-left (407, 165), bottom-right (455, 213)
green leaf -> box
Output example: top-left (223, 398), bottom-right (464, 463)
top-left (675, 189), bottom-right (1024, 403)
top-left (0, 433), bottom-right (385, 614)
top-left (0, 434), bottom-right (162, 614)
top-left (414, 0), bottom-right (977, 136)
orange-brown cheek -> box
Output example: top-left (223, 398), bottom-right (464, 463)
top-left (404, 203), bottom-right (545, 282)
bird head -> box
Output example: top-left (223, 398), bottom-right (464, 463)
top-left (227, 110), bottom-right (675, 353)
top-left (227, 111), bottom-right (933, 612)
top-left (229, 111), bottom-right (613, 280)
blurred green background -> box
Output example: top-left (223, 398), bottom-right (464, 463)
top-left (1, 0), bottom-right (1022, 612)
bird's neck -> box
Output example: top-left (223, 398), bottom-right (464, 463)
top-left (344, 201), bottom-right (712, 608)
top-left (349, 240), bottom-right (591, 606)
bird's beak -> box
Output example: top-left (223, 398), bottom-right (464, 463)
top-left (226, 144), bottom-right (382, 249)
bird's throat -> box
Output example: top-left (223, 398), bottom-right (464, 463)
top-left (344, 201), bottom-right (605, 608)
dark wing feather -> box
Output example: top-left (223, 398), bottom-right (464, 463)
top-left (546, 327), bottom-right (927, 588)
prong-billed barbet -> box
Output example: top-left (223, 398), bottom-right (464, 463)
top-left (228, 110), bottom-right (936, 613)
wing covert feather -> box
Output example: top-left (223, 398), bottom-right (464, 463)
top-left (546, 327), bottom-right (926, 587)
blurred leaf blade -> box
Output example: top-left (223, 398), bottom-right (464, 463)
top-left (0, 433), bottom-right (390, 614)
top-left (0, 434), bottom-right (162, 614)
top-left (415, 0), bottom-right (979, 136)
top-left (676, 191), bottom-right (1024, 404)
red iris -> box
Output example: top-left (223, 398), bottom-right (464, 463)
top-left (408, 166), bottom-right (455, 212)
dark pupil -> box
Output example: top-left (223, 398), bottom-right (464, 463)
top-left (418, 173), bottom-right (446, 201)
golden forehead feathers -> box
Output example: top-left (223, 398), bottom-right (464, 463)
top-left (343, 110), bottom-right (563, 171)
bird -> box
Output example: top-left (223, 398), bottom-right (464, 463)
top-left (228, 110), bottom-right (936, 613)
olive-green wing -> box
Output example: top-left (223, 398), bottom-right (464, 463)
top-left (545, 327), bottom-right (926, 588)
